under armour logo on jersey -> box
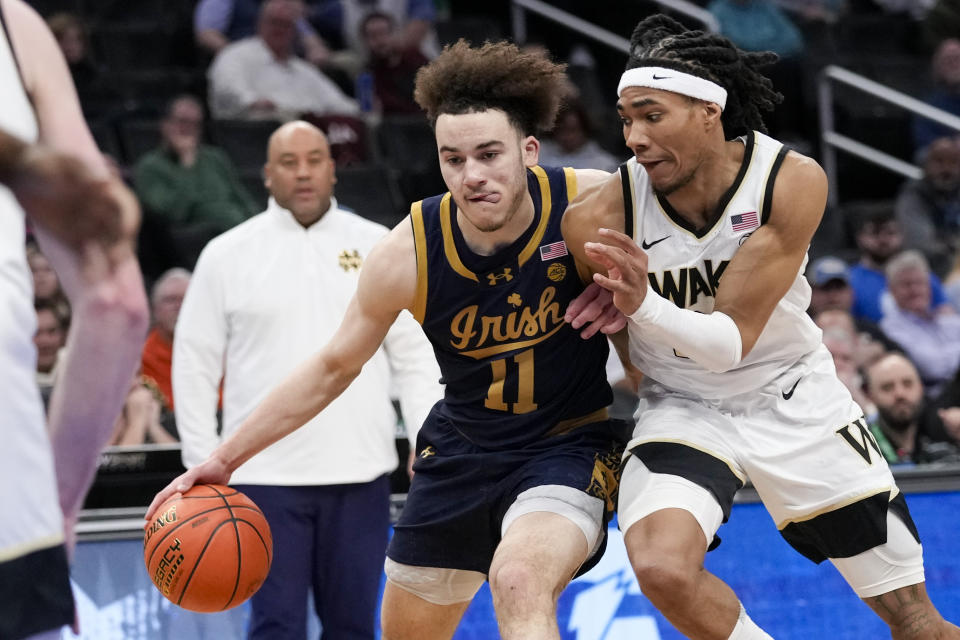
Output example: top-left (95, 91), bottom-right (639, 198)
top-left (486, 268), bottom-right (513, 285)
top-left (338, 249), bottom-right (362, 271)
top-left (419, 446), bottom-right (436, 459)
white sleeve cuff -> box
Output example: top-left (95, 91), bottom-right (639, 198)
top-left (629, 291), bottom-right (743, 373)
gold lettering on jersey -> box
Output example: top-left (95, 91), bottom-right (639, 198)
top-left (648, 259), bottom-right (730, 309)
top-left (449, 287), bottom-right (564, 358)
top-left (338, 249), bottom-right (362, 271)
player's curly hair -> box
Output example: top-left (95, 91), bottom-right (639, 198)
top-left (414, 39), bottom-right (567, 136)
top-left (626, 14), bottom-right (782, 139)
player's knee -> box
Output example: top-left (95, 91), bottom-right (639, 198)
top-left (489, 558), bottom-right (559, 606)
top-left (631, 554), bottom-right (698, 607)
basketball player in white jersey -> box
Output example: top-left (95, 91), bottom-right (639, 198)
top-left (0, 1), bottom-right (148, 638)
top-left (563, 14), bottom-right (960, 640)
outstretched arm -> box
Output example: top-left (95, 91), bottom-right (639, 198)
top-left (145, 221), bottom-right (419, 519)
top-left (3, 0), bottom-right (150, 536)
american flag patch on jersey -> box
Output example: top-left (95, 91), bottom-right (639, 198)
top-left (539, 241), bottom-right (568, 261)
top-left (730, 211), bottom-right (759, 232)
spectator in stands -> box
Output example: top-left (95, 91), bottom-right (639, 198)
top-left (808, 255), bottom-right (900, 351)
top-left (134, 94), bottom-right (257, 269)
top-left (195, 0), bottom-right (332, 65)
top-left (142, 268), bottom-right (191, 415)
top-left (864, 352), bottom-right (960, 464)
top-left (208, 0), bottom-right (358, 120)
top-left (538, 99), bottom-right (621, 173)
top-left (848, 203), bottom-right (951, 322)
top-left (26, 242), bottom-right (70, 321)
top-left (822, 324), bottom-right (878, 418)
top-left (108, 376), bottom-right (178, 446)
top-left (46, 12), bottom-right (117, 119)
top-left (34, 299), bottom-right (68, 410)
top-left (816, 307), bottom-right (891, 369)
top-left (880, 250), bottom-right (960, 396)
top-left (359, 11), bottom-right (426, 115)
top-left (913, 38), bottom-right (960, 152)
top-left (895, 135), bottom-right (960, 275)
top-left (310, 0), bottom-right (439, 72)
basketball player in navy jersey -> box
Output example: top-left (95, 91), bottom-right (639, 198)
top-left (148, 40), bottom-right (626, 638)
top-left (564, 14), bottom-right (960, 640)
top-left (0, 1), bottom-right (149, 638)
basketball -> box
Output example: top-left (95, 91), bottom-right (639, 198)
top-left (144, 484), bottom-right (273, 612)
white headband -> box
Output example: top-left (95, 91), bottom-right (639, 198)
top-left (617, 66), bottom-right (727, 111)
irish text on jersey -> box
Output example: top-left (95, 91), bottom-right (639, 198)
top-left (449, 286), bottom-right (563, 358)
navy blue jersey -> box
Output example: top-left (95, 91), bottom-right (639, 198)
top-left (409, 165), bottom-right (612, 450)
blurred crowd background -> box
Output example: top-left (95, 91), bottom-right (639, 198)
top-left (24, 0), bottom-right (960, 473)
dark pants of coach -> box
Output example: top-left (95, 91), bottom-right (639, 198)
top-left (235, 475), bottom-right (390, 640)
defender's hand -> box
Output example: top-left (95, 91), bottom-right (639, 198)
top-left (564, 282), bottom-right (627, 339)
top-left (584, 228), bottom-right (650, 317)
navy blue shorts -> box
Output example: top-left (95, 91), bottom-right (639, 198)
top-left (387, 409), bottom-right (625, 575)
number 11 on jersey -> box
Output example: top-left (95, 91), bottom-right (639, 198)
top-left (485, 348), bottom-right (537, 414)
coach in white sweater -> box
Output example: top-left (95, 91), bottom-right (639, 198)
top-left (172, 121), bottom-right (440, 639)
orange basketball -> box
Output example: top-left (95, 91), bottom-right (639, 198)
top-left (144, 484), bottom-right (273, 612)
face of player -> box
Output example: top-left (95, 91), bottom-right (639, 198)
top-left (34, 309), bottom-right (65, 373)
top-left (435, 109), bottom-right (538, 242)
top-left (867, 355), bottom-right (923, 430)
top-left (265, 124), bottom-right (337, 227)
top-left (888, 266), bottom-right (931, 315)
top-left (617, 86), bottom-right (714, 196)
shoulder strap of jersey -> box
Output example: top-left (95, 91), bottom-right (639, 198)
top-left (409, 200), bottom-right (429, 324)
top-left (760, 143), bottom-right (789, 225)
top-left (619, 163), bottom-right (634, 240)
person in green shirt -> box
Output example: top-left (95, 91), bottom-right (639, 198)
top-left (134, 94), bottom-right (258, 272)
top-left (865, 351), bottom-right (960, 465)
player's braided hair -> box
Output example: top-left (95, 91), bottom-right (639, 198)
top-left (414, 39), bottom-right (567, 136)
top-left (626, 14), bottom-right (782, 138)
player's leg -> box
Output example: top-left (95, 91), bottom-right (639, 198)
top-left (489, 508), bottom-right (592, 640)
top-left (311, 476), bottom-right (390, 640)
top-left (380, 561), bottom-right (481, 639)
top-left (620, 456), bottom-right (770, 640)
top-left (829, 505), bottom-right (960, 639)
top-left (864, 584), bottom-right (960, 639)
top-left (749, 347), bottom-right (959, 638)
top-left (233, 484), bottom-right (312, 640)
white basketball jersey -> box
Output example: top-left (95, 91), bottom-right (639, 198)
top-left (623, 130), bottom-right (822, 399)
top-left (0, 10), bottom-right (65, 560)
